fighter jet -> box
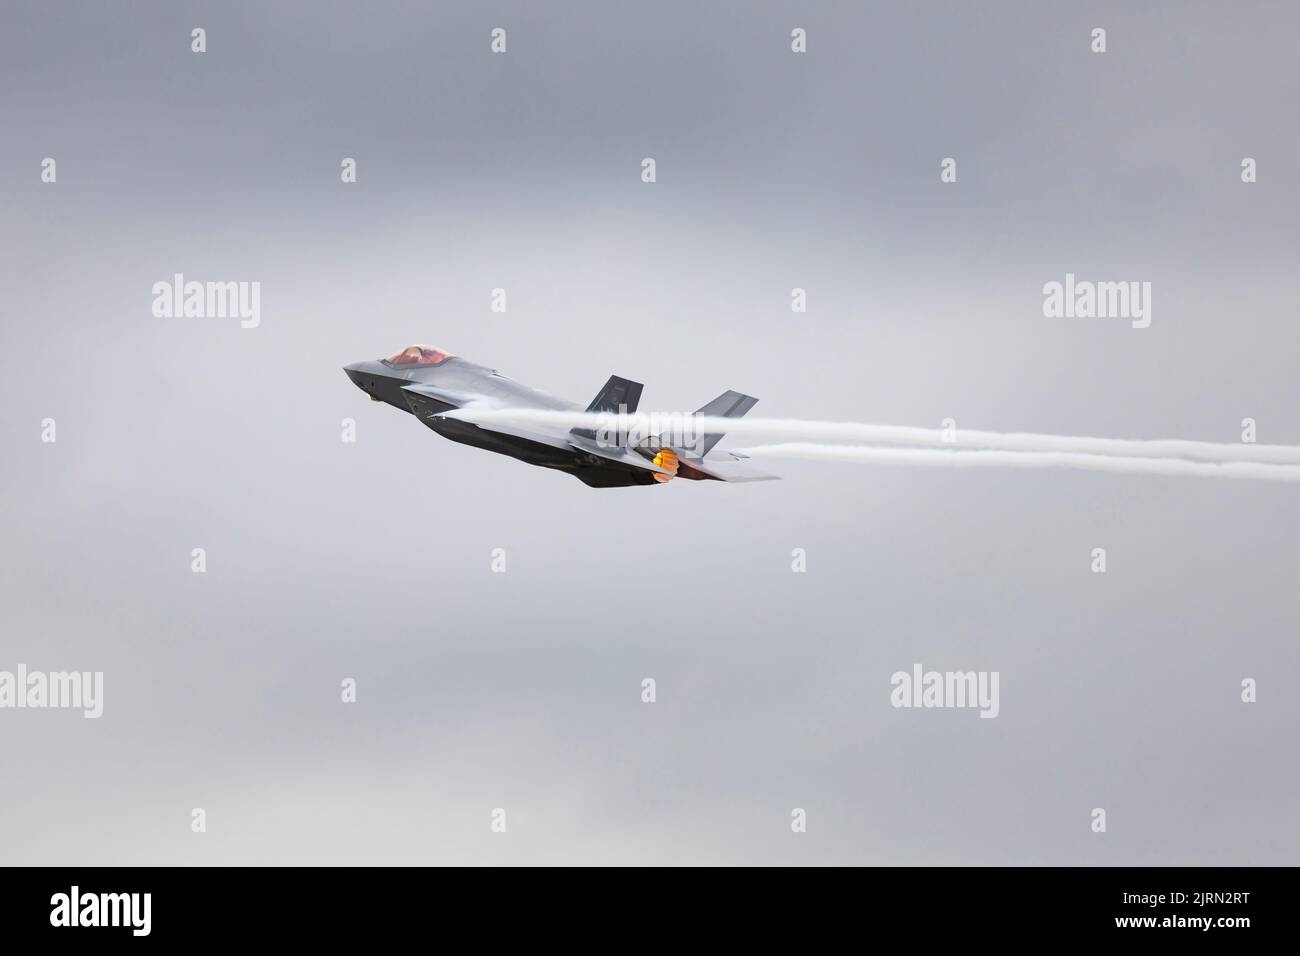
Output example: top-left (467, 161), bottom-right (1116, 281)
top-left (343, 345), bottom-right (778, 487)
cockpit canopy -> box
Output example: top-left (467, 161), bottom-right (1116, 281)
top-left (383, 345), bottom-right (454, 367)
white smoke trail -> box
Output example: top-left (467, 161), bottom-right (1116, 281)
top-left (445, 407), bottom-right (1300, 465)
top-left (730, 443), bottom-right (1300, 482)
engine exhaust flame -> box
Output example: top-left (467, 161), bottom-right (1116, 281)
top-left (651, 448), bottom-right (679, 483)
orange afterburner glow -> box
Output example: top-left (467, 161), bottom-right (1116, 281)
top-left (652, 448), bottom-right (679, 483)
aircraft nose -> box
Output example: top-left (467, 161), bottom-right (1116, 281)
top-left (345, 359), bottom-right (399, 405)
top-left (344, 360), bottom-right (380, 397)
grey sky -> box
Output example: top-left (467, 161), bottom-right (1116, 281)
top-left (1, 1), bottom-right (1297, 864)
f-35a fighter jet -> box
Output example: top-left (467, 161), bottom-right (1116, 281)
top-left (344, 345), bottom-right (777, 487)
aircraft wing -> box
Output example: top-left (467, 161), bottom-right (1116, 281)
top-left (676, 451), bottom-right (782, 482)
top-left (419, 399), bottom-right (661, 475)
top-left (414, 393), bottom-right (769, 483)
top-left (567, 433), bottom-right (675, 477)
top-left (413, 398), bottom-right (577, 451)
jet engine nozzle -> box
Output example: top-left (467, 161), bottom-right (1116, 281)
top-left (651, 448), bottom-right (679, 483)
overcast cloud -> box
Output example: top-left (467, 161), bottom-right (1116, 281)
top-left (1, 1), bottom-right (1297, 865)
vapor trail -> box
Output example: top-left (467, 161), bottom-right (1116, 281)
top-left (445, 407), bottom-right (1300, 465)
top-left (731, 443), bottom-right (1300, 482)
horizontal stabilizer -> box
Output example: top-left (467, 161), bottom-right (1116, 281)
top-left (676, 451), bottom-right (781, 483)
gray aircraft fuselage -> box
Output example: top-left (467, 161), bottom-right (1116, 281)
top-left (344, 352), bottom-right (664, 487)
